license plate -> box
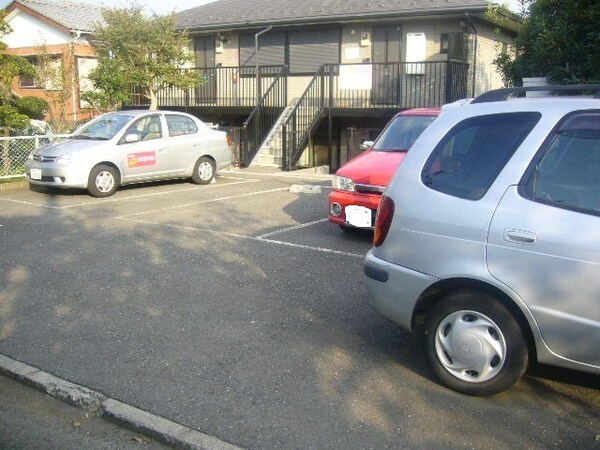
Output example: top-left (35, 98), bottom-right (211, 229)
top-left (30, 169), bottom-right (42, 180)
top-left (345, 205), bottom-right (372, 228)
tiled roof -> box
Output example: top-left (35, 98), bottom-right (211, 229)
top-left (13, 0), bottom-right (105, 32)
top-left (176, 0), bottom-right (491, 30)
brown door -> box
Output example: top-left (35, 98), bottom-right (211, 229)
top-left (372, 25), bottom-right (401, 105)
top-left (194, 36), bottom-right (216, 103)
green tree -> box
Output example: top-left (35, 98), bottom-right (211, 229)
top-left (89, 4), bottom-right (201, 110)
top-left (490, 0), bottom-right (600, 85)
top-left (0, 10), bottom-right (38, 134)
top-left (80, 57), bottom-right (130, 113)
top-left (14, 96), bottom-right (48, 120)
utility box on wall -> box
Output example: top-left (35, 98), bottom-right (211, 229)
top-left (406, 32), bottom-right (426, 74)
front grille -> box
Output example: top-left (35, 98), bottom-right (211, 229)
top-left (355, 183), bottom-right (385, 194)
top-left (33, 154), bottom-right (58, 163)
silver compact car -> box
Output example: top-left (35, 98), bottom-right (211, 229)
top-left (364, 85), bottom-right (600, 395)
top-left (25, 110), bottom-right (232, 197)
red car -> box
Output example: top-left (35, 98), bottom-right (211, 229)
top-left (329, 108), bottom-right (440, 230)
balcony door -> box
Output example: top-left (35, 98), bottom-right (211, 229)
top-left (194, 36), bottom-right (216, 103)
top-left (372, 25), bottom-right (401, 105)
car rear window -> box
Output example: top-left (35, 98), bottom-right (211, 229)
top-left (421, 112), bottom-right (541, 200)
top-left (372, 114), bottom-right (437, 152)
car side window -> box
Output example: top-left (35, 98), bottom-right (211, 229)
top-left (166, 114), bottom-right (198, 137)
top-left (122, 116), bottom-right (162, 143)
top-left (521, 111), bottom-right (600, 216)
top-left (421, 112), bottom-right (541, 200)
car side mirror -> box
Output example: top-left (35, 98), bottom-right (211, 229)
top-left (125, 133), bottom-right (140, 143)
top-left (360, 140), bottom-right (374, 150)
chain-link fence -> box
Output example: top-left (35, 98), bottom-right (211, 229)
top-left (0, 135), bottom-right (70, 178)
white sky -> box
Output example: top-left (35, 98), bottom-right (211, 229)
top-left (1, 0), bottom-right (524, 15)
top-left (0, 0), bottom-right (216, 15)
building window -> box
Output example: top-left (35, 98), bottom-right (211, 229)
top-left (20, 55), bottom-right (63, 90)
top-left (239, 28), bottom-right (341, 75)
top-left (288, 28), bottom-right (340, 74)
top-left (440, 33), bottom-right (449, 54)
top-left (239, 32), bottom-right (285, 69)
top-left (440, 33), bottom-right (468, 61)
top-left (20, 57), bottom-right (39, 88)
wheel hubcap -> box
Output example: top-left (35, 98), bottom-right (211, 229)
top-left (95, 171), bottom-right (115, 193)
top-left (198, 162), bottom-right (213, 180)
top-left (434, 310), bottom-right (506, 383)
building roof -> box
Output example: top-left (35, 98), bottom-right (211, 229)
top-left (176, 0), bottom-right (492, 31)
top-left (8, 0), bottom-right (105, 33)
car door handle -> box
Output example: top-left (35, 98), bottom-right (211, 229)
top-left (503, 229), bottom-right (537, 245)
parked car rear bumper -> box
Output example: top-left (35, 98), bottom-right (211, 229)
top-left (363, 250), bottom-right (437, 331)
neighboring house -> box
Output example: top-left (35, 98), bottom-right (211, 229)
top-left (131, 0), bottom-right (519, 170)
top-left (2, 0), bottom-right (104, 130)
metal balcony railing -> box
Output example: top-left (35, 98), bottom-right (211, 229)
top-left (282, 60), bottom-right (469, 169)
top-left (125, 60), bottom-right (469, 170)
top-left (127, 65), bottom-right (287, 108)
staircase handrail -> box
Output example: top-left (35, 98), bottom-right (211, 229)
top-left (281, 64), bottom-right (330, 170)
top-left (239, 65), bottom-right (288, 166)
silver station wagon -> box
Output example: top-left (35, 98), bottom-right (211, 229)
top-left (364, 85), bottom-right (600, 395)
top-left (25, 110), bottom-right (232, 197)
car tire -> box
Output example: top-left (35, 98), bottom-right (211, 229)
top-left (192, 157), bottom-right (215, 185)
top-left (88, 164), bottom-right (119, 198)
top-left (424, 290), bottom-right (528, 396)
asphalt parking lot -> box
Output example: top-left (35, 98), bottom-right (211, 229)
top-left (0, 168), bottom-right (599, 450)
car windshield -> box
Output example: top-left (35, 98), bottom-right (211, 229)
top-left (71, 114), bottom-right (134, 140)
top-left (372, 115), bottom-right (437, 152)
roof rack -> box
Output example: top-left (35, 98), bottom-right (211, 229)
top-left (472, 84), bottom-right (600, 104)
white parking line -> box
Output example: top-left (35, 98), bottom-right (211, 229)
top-left (0, 177), bottom-right (261, 210)
top-left (60, 178), bottom-right (262, 209)
top-left (117, 186), bottom-right (290, 219)
top-left (0, 197), bottom-right (63, 209)
top-left (221, 169), bottom-right (332, 182)
top-left (118, 216), bottom-right (364, 258)
top-left (257, 219), bottom-right (328, 238)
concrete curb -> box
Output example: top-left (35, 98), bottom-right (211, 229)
top-left (0, 180), bottom-right (28, 191)
top-left (0, 353), bottom-right (243, 450)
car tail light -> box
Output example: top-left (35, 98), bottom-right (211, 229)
top-left (226, 134), bottom-right (233, 146)
top-left (373, 195), bottom-right (395, 247)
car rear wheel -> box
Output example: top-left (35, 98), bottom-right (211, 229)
top-left (88, 164), bottom-right (119, 198)
top-left (192, 157), bottom-right (215, 185)
top-left (424, 290), bottom-right (528, 396)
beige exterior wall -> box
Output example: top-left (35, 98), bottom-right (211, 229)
top-left (190, 17), bottom-right (514, 107)
top-left (215, 33), bottom-right (239, 67)
top-left (340, 25), bottom-right (372, 64)
top-left (473, 24), bottom-right (513, 95)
